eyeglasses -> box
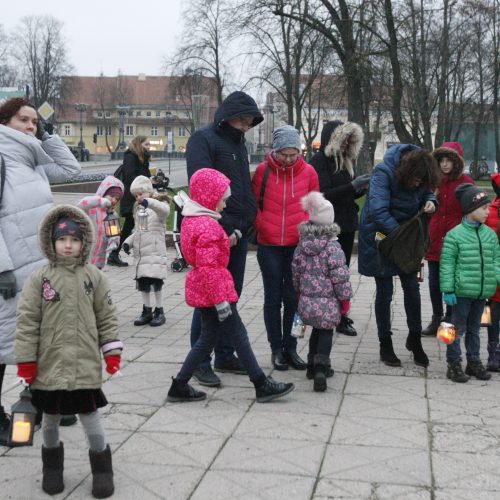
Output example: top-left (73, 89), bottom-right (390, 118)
top-left (276, 152), bottom-right (299, 161)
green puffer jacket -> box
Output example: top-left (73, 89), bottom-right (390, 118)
top-left (15, 205), bottom-right (121, 391)
top-left (440, 219), bottom-right (500, 299)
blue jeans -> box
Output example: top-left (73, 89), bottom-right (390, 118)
top-left (178, 304), bottom-right (264, 383)
top-left (487, 300), bottom-right (500, 344)
top-left (374, 272), bottom-right (422, 340)
top-left (427, 261), bottom-right (452, 318)
top-left (190, 235), bottom-right (248, 368)
top-left (257, 245), bottom-right (297, 354)
top-left (447, 297), bottom-right (484, 362)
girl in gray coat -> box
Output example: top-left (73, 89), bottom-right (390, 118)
top-left (124, 175), bottom-right (170, 327)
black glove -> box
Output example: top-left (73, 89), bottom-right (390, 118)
top-left (351, 173), bottom-right (371, 191)
top-left (140, 199), bottom-right (149, 208)
top-left (122, 243), bottom-right (130, 255)
top-left (36, 120), bottom-right (52, 141)
top-left (215, 301), bottom-right (232, 322)
top-left (0, 271), bottom-right (17, 300)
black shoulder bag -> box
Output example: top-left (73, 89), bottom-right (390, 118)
top-left (0, 154), bottom-right (5, 209)
top-left (247, 163), bottom-right (271, 245)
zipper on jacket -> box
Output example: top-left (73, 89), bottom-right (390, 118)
top-left (476, 227), bottom-right (485, 297)
top-left (281, 169), bottom-right (287, 245)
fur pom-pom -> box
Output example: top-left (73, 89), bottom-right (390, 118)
top-left (301, 191), bottom-right (335, 225)
top-left (301, 191), bottom-right (325, 214)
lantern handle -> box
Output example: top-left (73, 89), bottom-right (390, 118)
top-left (12, 377), bottom-right (30, 388)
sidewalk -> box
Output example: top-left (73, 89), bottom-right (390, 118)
top-left (1, 251), bottom-right (499, 499)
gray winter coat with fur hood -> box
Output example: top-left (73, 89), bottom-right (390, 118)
top-left (15, 205), bottom-right (121, 391)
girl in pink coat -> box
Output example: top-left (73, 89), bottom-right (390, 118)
top-left (167, 168), bottom-right (295, 403)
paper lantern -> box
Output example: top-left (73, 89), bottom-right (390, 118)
top-left (437, 322), bottom-right (456, 344)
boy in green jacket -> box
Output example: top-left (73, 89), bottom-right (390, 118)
top-left (440, 184), bottom-right (500, 382)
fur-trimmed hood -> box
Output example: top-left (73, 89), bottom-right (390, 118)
top-left (38, 204), bottom-right (94, 265)
top-left (432, 145), bottom-right (464, 180)
top-left (322, 121), bottom-right (364, 178)
top-left (298, 221), bottom-right (340, 255)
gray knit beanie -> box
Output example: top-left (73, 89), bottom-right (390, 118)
top-left (272, 125), bottom-right (301, 152)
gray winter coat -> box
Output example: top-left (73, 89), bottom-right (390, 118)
top-left (0, 125), bottom-right (81, 364)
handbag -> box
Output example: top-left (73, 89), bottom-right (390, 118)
top-left (248, 163), bottom-right (271, 245)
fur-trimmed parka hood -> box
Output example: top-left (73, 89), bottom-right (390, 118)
top-left (432, 145), bottom-right (464, 181)
top-left (38, 204), bottom-right (94, 265)
top-left (298, 221), bottom-right (340, 256)
top-left (321, 121), bottom-right (364, 178)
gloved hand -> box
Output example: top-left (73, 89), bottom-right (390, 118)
top-left (351, 173), bottom-right (371, 191)
top-left (443, 292), bottom-right (457, 306)
top-left (0, 271), bottom-right (17, 300)
top-left (122, 243), bottom-right (130, 255)
top-left (17, 362), bottom-right (37, 384)
top-left (102, 198), bottom-right (112, 207)
top-left (340, 299), bottom-right (350, 316)
top-left (140, 199), bottom-right (149, 208)
top-left (35, 120), bottom-right (51, 141)
top-left (105, 354), bottom-right (121, 375)
top-left (215, 301), bottom-right (232, 322)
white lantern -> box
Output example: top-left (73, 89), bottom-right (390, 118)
top-left (137, 206), bottom-right (148, 231)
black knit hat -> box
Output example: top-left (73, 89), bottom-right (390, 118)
top-left (52, 217), bottom-right (83, 242)
top-left (455, 183), bottom-right (491, 214)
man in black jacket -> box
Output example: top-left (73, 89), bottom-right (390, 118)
top-left (186, 91), bottom-right (263, 387)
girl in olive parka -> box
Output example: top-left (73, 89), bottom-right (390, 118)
top-left (15, 204), bottom-right (122, 498)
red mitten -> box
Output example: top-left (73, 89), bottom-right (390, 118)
top-left (105, 354), bottom-right (121, 375)
top-left (340, 299), bottom-right (350, 316)
top-left (17, 362), bottom-right (37, 384)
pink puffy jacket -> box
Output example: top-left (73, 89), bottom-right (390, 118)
top-left (181, 168), bottom-right (239, 307)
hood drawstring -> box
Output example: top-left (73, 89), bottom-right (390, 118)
top-left (291, 167), bottom-right (295, 198)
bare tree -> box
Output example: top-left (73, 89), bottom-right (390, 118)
top-left (0, 25), bottom-right (18, 87)
top-left (93, 73), bottom-right (115, 154)
top-left (10, 15), bottom-right (73, 107)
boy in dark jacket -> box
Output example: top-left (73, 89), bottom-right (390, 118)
top-left (440, 184), bottom-right (500, 382)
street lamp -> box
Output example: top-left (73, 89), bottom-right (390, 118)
top-left (74, 103), bottom-right (89, 153)
top-left (116, 105), bottom-right (131, 152)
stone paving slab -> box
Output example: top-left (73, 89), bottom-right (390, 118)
top-left (2, 248), bottom-right (500, 499)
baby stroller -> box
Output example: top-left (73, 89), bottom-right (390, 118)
top-left (171, 189), bottom-right (190, 272)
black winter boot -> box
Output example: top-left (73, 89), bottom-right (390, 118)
top-left (107, 249), bottom-right (128, 267)
top-left (150, 307), bottom-right (166, 327)
top-left (0, 405), bottom-right (11, 446)
top-left (487, 342), bottom-right (500, 372)
top-left (89, 445), bottom-right (114, 499)
top-left (167, 378), bottom-right (207, 402)
top-left (421, 315), bottom-right (442, 337)
top-left (255, 376), bottom-right (295, 403)
top-left (406, 332), bottom-right (429, 367)
top-left (465, 358), bottom-right (491, 380)
top-left (447, 360), bottom-right (469, 383)
top-left (336, 315), bottom-right (357, 336)
top-left (42, 442), bottom-right (65, 495)
top-left (134, 306), bottom-right (153, 326)
top-left (379, 337), bottom-right (401, 367)
top-left (313, 354), bottom-right (329, 392)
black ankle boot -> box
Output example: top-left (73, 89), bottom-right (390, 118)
top-left (406, 332), bottom-right (429, 367)
top-left (421, 315), bottom-right (442, 337)
top-left (42, 442), bottom-right (65, 495)
top-left (306, 354), bottom-right (333, 379)
top-left (107, 250), bottom-right (128, 267)
top-left (313, 354), bottom-right (329, 392)
top-left (150, 307), bottom-right (166, 327)
top-left (379, 337), bottom-right (401, 367)
top-left (167, 377), bottom-right (207, 402)
top-left (89, 444), bottom-right (114, 498)
top-left (255, 376), bottom-right (295, 402)
top-left (134, 306), bottom-right (153, 326)
top-left (0, 405), bottom-right (11, 446)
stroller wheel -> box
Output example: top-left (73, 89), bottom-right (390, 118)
top-left (171, 260), bottom-right (184, 272)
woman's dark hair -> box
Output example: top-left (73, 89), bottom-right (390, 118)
top-left (0, 97), bottom-right (36, 125)
top-left (396, 149), bottom-right (442, 190)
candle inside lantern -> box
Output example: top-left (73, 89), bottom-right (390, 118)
top-left (11, 420), bottom-right (31, 443)
top-left (481, 304), bottom-right (492, 327)
top-left (437, 322), bottom-right (456, 344)
top-left (108, 225), bottom-right (119, 236)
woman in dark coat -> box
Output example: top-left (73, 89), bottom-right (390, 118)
top-left (108, 135), bottom-right (151, 266)
top-left (309, 120), bottom-right (370, 336)
top-left (358, 145), bottom-right (440, 367)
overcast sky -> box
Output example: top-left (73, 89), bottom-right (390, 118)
top-left (2, 0), bottom-right (184, 76)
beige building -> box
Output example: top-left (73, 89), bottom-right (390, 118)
top-left (55, 74), bottom-right (219, 156)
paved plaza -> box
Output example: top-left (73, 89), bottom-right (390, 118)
top-left (1, 245), bottom-right (500, 499)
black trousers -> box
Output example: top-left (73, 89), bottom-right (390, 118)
top-left (118, 213), bottom-right (135, 251)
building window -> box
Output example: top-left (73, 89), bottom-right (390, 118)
top-left (105, 111), bottom-right (111, 118)
top-left (96, 126), bottom-right (104, 136)
top-left (128, 111), bottom-right (133, 117)
top-left (164, 126), bottom-right (172, 135)
top-left (105, 126), bottom-right (112, 135)
top-left (97, 111), bottom-right (103, 118)
top-left (64, 124), bottom-right (71, 136)
top-left (151, 125), bottom-right (158, 136)
top-left (125, 125), bottom-right (134, 136)
top-left (136, 111), bottom-right (142, 117)
top-left (184, 111), bottom-right (189, 118)
top-left (146, 111), bottom-right (151, 117)
top-left (178, 127), bottom-right (186, 137)
top-left (156, 111), bottom-right (161, 117)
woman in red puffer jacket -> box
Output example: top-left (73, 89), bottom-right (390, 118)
top-left (252, 125), bottom-right (319, 371)
top-left (422, 142), bottom-right (473, 336)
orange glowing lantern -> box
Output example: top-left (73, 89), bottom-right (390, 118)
top-left (437, 322), bottom-right (456, 344)
top-left (480, 303), bottom-right (492, 327)
top-left (103, 212), bottom-right (121, 238)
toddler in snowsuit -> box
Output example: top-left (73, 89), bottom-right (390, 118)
top-left (292, 192), bottom-right (352, 391)
top-left (15, 204), bottom-right (122, 498)
top-left (77, 175), bottom-right (125, 269)
top-left (124, 175), bottom-right (170, 327)
top-left (167, 168), bottom-right (295, 403)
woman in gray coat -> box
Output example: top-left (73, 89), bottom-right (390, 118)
top-left (0, 98), bottom-right (81, 444)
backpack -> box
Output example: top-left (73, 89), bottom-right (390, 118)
top-left (378, 210), bottom-right (430, 273)
top-left (113, 163), bottom-right (125, 182)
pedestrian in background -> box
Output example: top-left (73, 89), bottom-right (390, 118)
top-left (358, 146), bottom-right (440, 368)
top-left (0, 97), bottom-right (81, 445)
top-left (309, 120), bottom-right (369, 337)
top-left (185, 91), bottom-right (263, 387)
top-left (440, 184), bottom-right (500, 382)
top-left (292, 192), bottom-right (352, 392)
top-left (422, 142), bottom-right (473, 337)
top-left (109, 135), bottom-right (152, 267)
top-left (252, 125), bottom-right (319, 371)
top-left (15, 205), bottom-right (122, 497)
